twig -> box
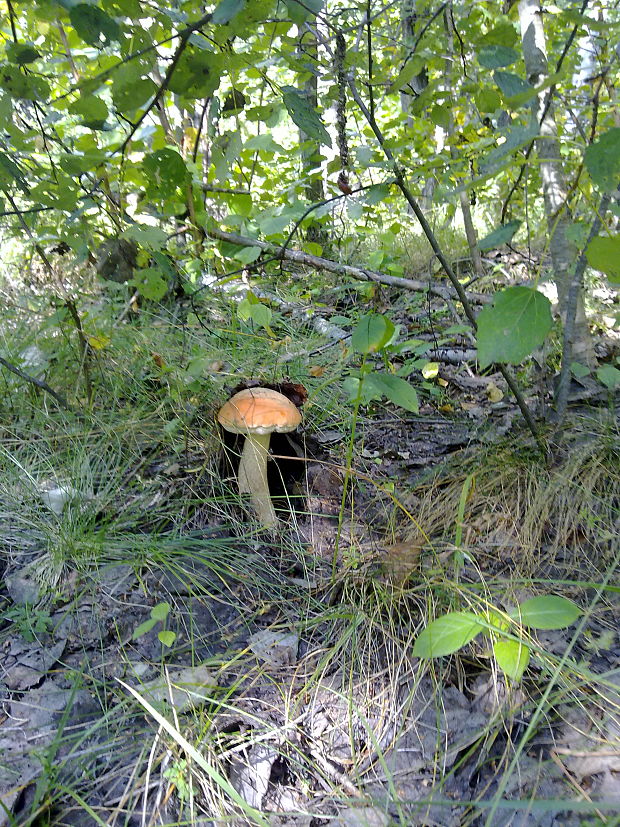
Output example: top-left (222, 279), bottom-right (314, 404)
top-left (347, 78), bottom-right (542, 448)
top-left (118, 13), bottom-right (212, 155)
top-left (0, 355), bottom-right (74, 412)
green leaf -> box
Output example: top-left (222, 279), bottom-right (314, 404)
top-left (476, 88), bottom-right (501, 113)
top-left (244, 134), bottom-right (285, 154)
top-left (282, 86), bottom-right (331, 148)
top-left (284, 0), bottom-right (323, 24)
top-left (388, 56), bottom-right (425, 93)
top-left (69, 4), bottom-right (121, 48)
top-left (412, 612), bottom-right (483, 658)
top-left (158, 630), bottom-right (176, 647)
top-left (585, 128), bottom-right (620, 192)
top-left (481, 120), bottom-right (538, 173)
top-left (168, 49), bottom-right (223, 99)
top-left (597, 364), bottom-right (620, 391)
top-left (477, 286), bottom-right (553, 368)
top-left (518, 595), bottom-right (582, 630)
top-left (112, 76), bottom-right (157, 112)
top-left (150, 602), bottom-right (171, 621)
top-left (143, 149), bottom-right (189, 196)
top-left (478, 220), bottom-right (521, 251)
top-left (365, 184), bottom-right (391, 205)
top-left (212, 0), bottom-right (246, 24)
top-left (123, 224), bottom-right (168, 250)
top-left (351, 314), bottom-right (395, 354)
top-left (493, 639), bottom-right (530, 682)
top-left (132, 268), bottom-right (168, 300)
top-left (0, 151), bottom-right (28, 191)
top-left (494, 71), bottom-right (533, 103)
top-left (478, 45), bottom-right (519, 69)
top-left (238, 298), bottom-right (272, 329)
top-left (69, 95), bottom-right (109, 128)
top-left (6, 42), bottom-right (40, 65)
top-left (233, 246), bottom-right (262, 265)
top-left (585, 235), bottom-right (620, 282)
top-left (0, 64), bottom-right (49, 100)
top-left (132, 617), bottom-right (157, 639)
top-left (364, 373), bottom-right (419, 413)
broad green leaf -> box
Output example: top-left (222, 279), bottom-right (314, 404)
top-left (0, 151), bottom-right (28, 190)
top-left (585, 235), bottom-right (620, 283)
top-left (233, 246), bottom-right (262, 265)
top-left (481, 120), bottom-right (538, 173)
top-left (0, 65), bottom-right (49, 100)
top-left (143, 149), bottom-right (189, 195)
top-left (6, 42), bottom-right (40, 65)
top-left (123, 224), bottom-right (168, 250)
top-left (150, 602), bottom-right (171, 621)
top-left (388, 56), bottom-right (425, 93)
top-left (597, 364), bottom-right (620, 390)
top-left (132, 268), bottom-right (168, 300)
top-left (477, 286), bottom-right (553, 368)
top-left (351, 314), bottom-right (395, 354)
top-left (284, 0), bottom-right (323, 24)
top-left (585, 128), bottom-right (620, 192)
top-left (518, 595), bottom-right (582, 630)
top-left (158, 630), bottom-right (176, 647)
top-left (478, 23), bottom-right (518, 48)
top-left (132, 617), bottom-right (157, 639)
top-left (493, 639), bottom-right (530, 682)
top-left (494, 71), bottom-right (532, 103)
top-left (259, 213), bottom-right (291, 235)
top-left (412, 612), bottom-right (483, 658)
top-left (282, 86), bottom-right (331, 148)
top-left (168, 49), bottom-right (223, 99)
top-left (364, 373), bottom-right (419, 414)
top-left (69, 95), bottom-right (108, 128)
top-left (365, 184), bottom-right (391, 205)
top-left (478, 220), bottom-right (521, 251)
top-left (244, 134), bottom-right (285, 153)
top-left (212, 0), bottom-right (246, 24)
top-left (478, 45), bottom-right (519, 69)
top-left (60, 151), bottom-right (106, 175)
top-left (69, 4), bottom-right (121, 48)
top-left (476, 88), bottom-right (501, 113)
top-left (112, 76), bottom-right (157, 112)
top-left (247, 303), bottom-right (272, 329)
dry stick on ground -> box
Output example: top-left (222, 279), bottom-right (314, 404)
top-left (347, 79), bottom-right (542, 447)
top-left (204, 226), bottom-right (491, 306)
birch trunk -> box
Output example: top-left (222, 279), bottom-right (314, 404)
top-left (518, 0), bottom-right (596, 368)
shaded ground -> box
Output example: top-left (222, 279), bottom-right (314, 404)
top-left (1, 403), bottom-right (618, 826)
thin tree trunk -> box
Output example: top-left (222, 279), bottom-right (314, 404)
top-left (444, 7), bottom-right (484, 276)
top-left (518, 0), bottom-right (596, 369)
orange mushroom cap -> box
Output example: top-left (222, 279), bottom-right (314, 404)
top-left (217, 387), bottom-right (301, 436)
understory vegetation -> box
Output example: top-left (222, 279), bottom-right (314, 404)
top-left (0, 0), bottom-right (619, 825)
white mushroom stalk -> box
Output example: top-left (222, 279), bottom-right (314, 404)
top-left (217, 388), bottom-right (302, 527)
top-left (237, 431), bottom-right (276, 526)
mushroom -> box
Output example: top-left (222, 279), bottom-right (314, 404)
top-left (218, 387), bottom-right (302, 526)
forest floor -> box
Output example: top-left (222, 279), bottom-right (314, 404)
top-left (0, 271), bottom-right (619, 827)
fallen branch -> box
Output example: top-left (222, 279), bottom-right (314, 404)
top-left (0, 355), bottom-right (74, 412)
top-left (204, 226), bottom-right (491, 305)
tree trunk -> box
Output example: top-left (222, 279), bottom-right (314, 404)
top-left (444, 8), bottom-right (484, 276)
top-left (518, 0), bottom-right (596, 368)
top-left (298, 25), bottom-right (326, 243)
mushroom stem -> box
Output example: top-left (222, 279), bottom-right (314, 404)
top-left (237, 433), bottom-right (277, 526)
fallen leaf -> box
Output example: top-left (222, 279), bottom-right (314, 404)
top-left (486, 381), bottom-right (504, 402)
top-left (309, 365), bottom-right (324, 377)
